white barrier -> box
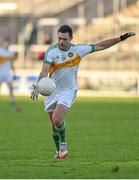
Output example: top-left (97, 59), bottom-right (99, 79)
top-left (1, 69), bottom-right (139, 97)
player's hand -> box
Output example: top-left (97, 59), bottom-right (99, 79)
top-left (120, 32), bottom-right (136, 41)
top-left (31, 82), bottom-right (39, 101)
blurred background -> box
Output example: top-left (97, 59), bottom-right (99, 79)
top-left (0, 0), bottom-right (139, 96)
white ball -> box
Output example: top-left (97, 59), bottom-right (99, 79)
top-left (38, 78), bottom-right (56, 96)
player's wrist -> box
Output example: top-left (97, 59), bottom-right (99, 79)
top-left (120, 35), bottom-right (125, 41)
top-left (32, 81), bottom-right (38, 88)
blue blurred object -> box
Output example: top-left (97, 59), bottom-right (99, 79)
top-left (13, 75), bottom-right (20, 81)
top-left (27, 76), bottom-right (38, 81)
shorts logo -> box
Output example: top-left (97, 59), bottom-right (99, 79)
top-left (68, 52), bottom-right (74, 58)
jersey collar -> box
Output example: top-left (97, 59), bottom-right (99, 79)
top-left (58, 44), bottom-right (71, 51)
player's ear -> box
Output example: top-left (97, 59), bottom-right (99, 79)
top-left (70, 36), bottom-right (73, 40)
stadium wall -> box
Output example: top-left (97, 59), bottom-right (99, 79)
top-left (1, 69), bottom-right (139, 97)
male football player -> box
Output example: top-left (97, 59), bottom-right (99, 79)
top-left (31, 25), bottom-right (135, 159)
top-left (0, 38), bottom-right (21, 112)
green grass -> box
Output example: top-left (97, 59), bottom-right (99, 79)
top-left (0, 96), bottom-right (139, 178)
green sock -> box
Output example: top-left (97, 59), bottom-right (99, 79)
top-left (56, 121), bottom-right (66, 143)
top-left (52, 129), bottom-right (59, 151)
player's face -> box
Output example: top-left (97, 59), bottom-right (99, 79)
top-left (3, 40), bottom-right (10, 49)
top-left (58, 32), bottom-right (71, 50)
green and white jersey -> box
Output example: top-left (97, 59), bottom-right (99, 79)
top-left (0, 48), bottom-right (14, 73)
top-left (44, 43), bottom-right (95, 91)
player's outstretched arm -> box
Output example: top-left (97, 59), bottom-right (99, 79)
top-left (94, 32), bottom-right (136, 51)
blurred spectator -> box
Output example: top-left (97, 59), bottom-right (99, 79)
top-left (44, 32), bottom-right (52, 44)
top-left (37, 32), bottom-right (52, 61)
top-left (38, 51), bottom-right (45, 61)
top-left (22, 17), bottom-right (38, 62)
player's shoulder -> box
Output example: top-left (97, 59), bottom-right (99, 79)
top-left (45, 44), bottom-right (58, 53)
top-left (77, 43), bottom-right (88, 46)
top-left (70, 43), bottom-right (85, 49)
top-left (75, 43), bottom-right (89, 50)
top-left (44, 44), bottom-right (58, 59)
top-left (75, 43), bottom-right (91, 51)
top-left (70, 43), bottom-right (87, 47)
top-left (70, 43), bottom-right (76, 47)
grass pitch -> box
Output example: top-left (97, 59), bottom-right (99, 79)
top-left (0, 96), bottom-right (139, 178)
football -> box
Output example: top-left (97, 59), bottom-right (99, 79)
top-left (38, 77), bottom-right (56, 96)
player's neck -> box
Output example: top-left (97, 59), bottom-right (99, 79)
top-left (58, 44), bottom-right (71, 51)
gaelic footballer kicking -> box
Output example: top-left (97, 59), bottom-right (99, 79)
top-left (31, 25), bottom-right (135, 159)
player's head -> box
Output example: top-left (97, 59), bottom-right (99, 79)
top-left (3, 37), bottom-right (11, 49)
top-left (57, 25), bottom-right (73, 50)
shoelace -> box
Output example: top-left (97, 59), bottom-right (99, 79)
top-left (60, 144), bottom-right (67, 152)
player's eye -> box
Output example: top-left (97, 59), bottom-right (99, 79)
top-left (59, 37), bottom-right (67, 41)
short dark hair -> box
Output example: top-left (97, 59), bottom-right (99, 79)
top-left (58, 25), bottom-right (73, 39)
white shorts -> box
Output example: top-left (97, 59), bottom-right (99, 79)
top-left (0, 72), bottom-right (13, 83)
top-left (44, 89), bottom-right (77, 112)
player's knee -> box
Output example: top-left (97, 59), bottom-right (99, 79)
top-left (52, 114), bottom-right (61, 127)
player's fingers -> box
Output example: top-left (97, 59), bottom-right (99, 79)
top-left (129, 32), bottom-right (136, 36)
top-left (30, 91), bottom-right (34, 99)
top-left (31, 91), bottom-right (36, 101)
top-left (35, 91), bottom-right (39, 100)
top-left (33, 91), bottom-right (39, 101)
top-left (35, 95), bottom-right (38, 101)
top-left (33, 92), bottom-right (36, 101)
top-left (31, 92), bottom-right (35, 100)
top-left (31, 89), bottom-right (39, 101)
top-left (34, 94), bottom-right (38, 101)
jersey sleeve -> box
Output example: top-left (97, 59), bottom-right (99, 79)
top-left (77, 44), bottom-right (96, 58)
top-left (44, 47), bottom-right (53, 64)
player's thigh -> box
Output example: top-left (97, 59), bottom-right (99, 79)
top-left (52, 104), bottom-right (69, 123)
